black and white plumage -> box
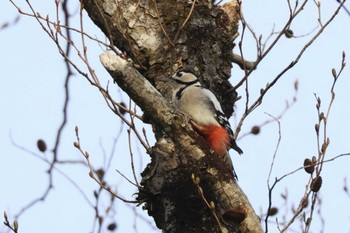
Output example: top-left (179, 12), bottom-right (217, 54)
top-left (170, 70), bottom-right (243, 178)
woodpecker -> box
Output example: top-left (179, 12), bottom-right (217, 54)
top-left (170, 71), bottom-right (243, 177)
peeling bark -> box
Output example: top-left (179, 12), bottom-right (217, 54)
top-left (86, 0), bottom-right (263, 232)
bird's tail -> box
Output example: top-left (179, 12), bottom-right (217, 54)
top-left (223, 152), bottom-right (238, 180)
top-left (230, 138), bottom-right (243, 155)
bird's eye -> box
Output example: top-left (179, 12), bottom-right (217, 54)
top-left (177, 71), bottom-right (183, 77)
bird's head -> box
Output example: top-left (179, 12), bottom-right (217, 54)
top-left (171, 70), bottom-right (199, 85)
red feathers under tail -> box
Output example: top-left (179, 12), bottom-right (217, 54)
top-left (191, 123), bottom-right (230, 156)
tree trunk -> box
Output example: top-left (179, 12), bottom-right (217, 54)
top-left (83, 0), bottom-right (263, 232)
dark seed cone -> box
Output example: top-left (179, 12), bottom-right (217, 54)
top-left (311, 176), bottom-right (322, 192)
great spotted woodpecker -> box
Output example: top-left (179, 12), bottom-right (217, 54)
top-left (170, 71), bottom-right (242, 178)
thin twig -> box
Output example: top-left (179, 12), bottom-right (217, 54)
top-left (336, 0), bottom-right (350, 15)
top-left (234, 0), bottom-right (309, 90)
top-left (74, 126), bottom-right (137, 203)
top-left (181, 0), bottom-right (196, 29)
top-left (116, 169), bottom-right (138, 186)
top-left (51, 0), bottom-right (73, 173)
top-left (235, 0), bottom-right (346, 137)
top-left (238, 80), bottom-right (298, 140)
top-left (10, 134), bottom-right (95, 209)
top-left (153, 0), bottom-right (175, 46)
top-left (192, 174), bottom-right (224, 233)
top-left (3, 213), bottom-right (18, 233)
top-left (265, 114), bottom-right (282, 232)
top-left (274, 151), bottom-right (350, 232)
top-left (127, 127), bottom-right (141, 188)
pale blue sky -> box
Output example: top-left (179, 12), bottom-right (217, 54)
top-left (1, 1), bottom-right (350, 232)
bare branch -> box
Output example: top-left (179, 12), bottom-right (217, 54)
top-left (235, 0), bottom-right (346, 137)
top-left (74, 126), bottom-right (137, 203)
top-left (99, 52), bottom-right (174, 133)
top-left (3, 212), bottom-right (18, 233)
top-left (336, 0), bottom-right (350, 15)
